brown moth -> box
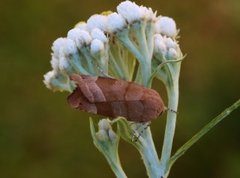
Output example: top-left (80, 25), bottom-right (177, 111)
top-left (67, 74), bottom-right (165, 122)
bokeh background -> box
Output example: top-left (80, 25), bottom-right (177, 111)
top-left (1, 0), bottom-right (240, 177)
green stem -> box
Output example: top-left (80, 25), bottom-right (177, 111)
top-left (160, 80), bottom-right (179, 175)
top-left (105, 154), bottom-right (127, 178)
top-left (89, 118), bottom-right (127, 178)
top-left (141, 60), bottom-right (152, 87)
top-left (169, 98), bottom-right (240, 168)
top-left (139, 128), bottom-right (163, 178)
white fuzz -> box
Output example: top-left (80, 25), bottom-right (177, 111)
top-left (155, 16), bottom-right (177, 37)
top-left (107, 12), bottom-right (126, 33)
top-left (90, 39), bottom-right (104, 54)
top-left (108, 130), bottom-right (117, 141)
top-left (87, 14), bottom-right (108, 31)
top-left (67, 28), bottom-right (92, 48)
top-left (43, 70), bottom-right (55, 89)
top-left (74, 22), bottom-right (88, 30)
top-left (168, 48), bottom-right (178, 59)
top-left (52, 38), bottom-right (67, 58)
top-left (154, 34), bottom-right (167, 55)
top-left (91, 28), bottom-right (108, 43)
top-left (117, 1), bottom-right (141, 23)
top-left (52, 38), bottom-right (78, 58)
top-left (140, 6), bottom-right (155, 21)
top-left (59, 57), bottom-right (70, 71)
top-left (50, 57), bottom-right (59, 70)
top-left (164, 37), bottom-right (177, 49)
top-left (98, 119), bottom-right (111, 130)
top-left (96, 130), bottom-right (108, 141)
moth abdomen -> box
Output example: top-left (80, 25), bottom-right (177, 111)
top-left (67, 74), bottom-right (165, 122)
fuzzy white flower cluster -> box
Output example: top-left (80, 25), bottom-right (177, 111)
top-left (44, 0), bottom-right (182, 91)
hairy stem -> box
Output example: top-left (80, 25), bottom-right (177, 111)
top-left (106, 155), bottom-right (127, 178)
top-left (160, 80), bottom-right (179, 176)
top-left (139, 128), bottom-right (163, 178)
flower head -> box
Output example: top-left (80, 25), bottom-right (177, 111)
top-left (91, 28), bottom-right (108, 43)
top-left (87, 14), bottom-right (108, 31)
top-left (90, 39), bottom-right (105, 55)
top-left (44, 0), bottom-right (183, 92)
top-left (155, 16), bottom-right (177, 37)
top-left (117, 1), bottom-right (142, 23)
top-left (67, 29), bottom-right (92, 47)
top-left (107, 12), bottom-right (126, 33)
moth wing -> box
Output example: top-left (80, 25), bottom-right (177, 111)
top-left (70, 74), bottom-right (97, 103)
top-left (67, 88), bottom-right (82, 108)
top-left (70, 74), bottom-right (106, 103)
top-left (67, 87), bottom-right (97, 114)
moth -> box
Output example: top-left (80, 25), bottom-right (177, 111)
top-left (67, 74), bottom-right (165, 122)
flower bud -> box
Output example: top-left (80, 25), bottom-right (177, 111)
top-left (43, 71), bottom-right (56, 90)
top-left (90, 39), bottom-right (104, 54)
top-left (74, 21), bottom-right (88, 30)
top-left (91, 28), bottom-right (108, 43)
top-left (87, 14), bottom-right (108, 31)
top-left (67, 29), bottom-right (92, 48)
top-left (117, 1), bottom-right (141, 23)
top-left (50, 57), bottom-right (59, 70)
top-left (164, 37), bottom-right (177, 49)
top-left (43, 71), bottom-right (75, 92)
top-left (167, 48), bottom-right (178, 59)
top-left (154, 34), bottom-right (167, 55)
top-left (96, 130), bottom-right (109, 141)
top-left (108, 129), bottom-right (117, 141)
top-left (155, 16), bottom-right (177, 37)
top-left (107, 12), bottom-right (126, 33)
top-left (98, 119), bottom-right (111, 130)
top-left (140, 6), bottom-right (155, 21)
top-left (59, 57), bottom-right (70, 71)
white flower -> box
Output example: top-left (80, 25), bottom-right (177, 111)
top-left (108, 129), bottom-right (117, 141)
top-left (98, 119), bottom-right (111, 130)
top-left (167, 48), bottom-right (178, 59)
top-left (140, 6), bottom-right (155, 21)
top-left (87, 14), bottom-right (108, 31)
top-left (43, 70), bottom-right (56, 89)
top-left (59, 57), bottom-right (70, 71)
top-left (154, 34), bottom-right (167, 55)
top-left (96, 130), bottom-right (109, 141)
top-left (74, 21), bottom-right (88, 30)
top-left (91, 28), bottom-right (108, 43)
top-left (117, 1), bottom-right (141, 23)
top-left (67, 28), bottom-right (92, 48)
top-left (164, 37), bottom-right (177, 49)
top-left (51, 38), bottom-right (78, 59)
top-left (155, 16), bottom-right (177, 37)
top-left (107, 12), bottom-right (126, 33)
top-left (50, 57), bottom-right (59, 70)
top-left (90, 39), bottom-right (104, 54)
top-left (52, 38), bottom-right (67, 58)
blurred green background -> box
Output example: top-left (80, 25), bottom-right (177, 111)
top-left (1, 0), bottom-right (240, 177)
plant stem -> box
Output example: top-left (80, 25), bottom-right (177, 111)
top-left (169, 98), bottom-right (240, 168)
top-left (160, 80), bottom-right (179, 176)
top-left (106, 155), bottom-right (127, 178)
top-left (139, 128), bottom-right (163, 178)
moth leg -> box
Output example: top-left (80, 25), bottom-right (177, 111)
top-left (164, 106), bottom-right (178, 114)
top-left (130, 122), bottom-right (151, 142)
